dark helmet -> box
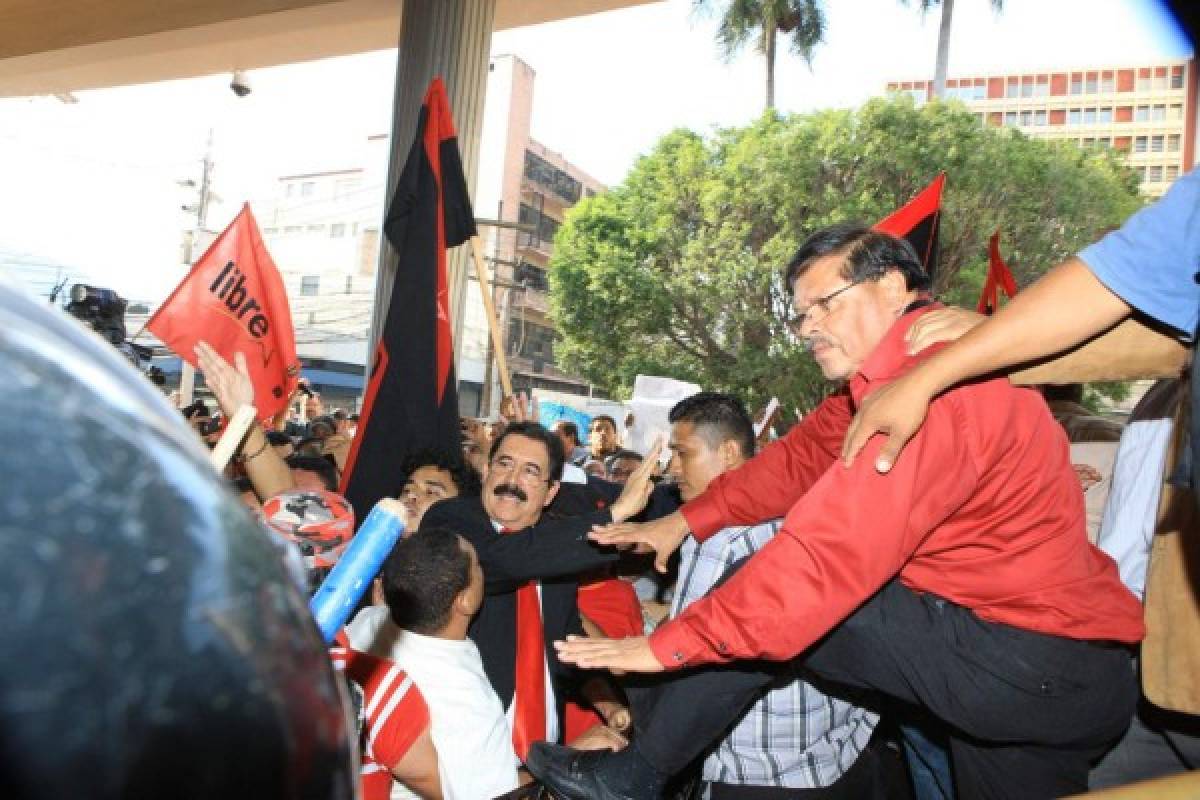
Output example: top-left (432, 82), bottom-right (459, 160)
top-left (0, 281), bottom-right (357, 799)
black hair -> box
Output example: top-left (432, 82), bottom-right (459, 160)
top-left (555, 420), bottom-right (580, 446)
top-left (1042, 383), bottom-right (1085, 405)
top-left (285, 454), bottom-right (339, 492)
top-left (590, 415), bottom-right (618, 433)
top-left (265, 430), bottom-right (293, 447)
top-left (668, 392), bottom-right (756, 458)
top-left (605, 449), bottom-right (644, 473)
top-left (232, 476), bottom-right (255, 494)
top-left (181, 400), bottom-right (210, 420)
top-left (400, 448), bottom-right (482, 497)
top-left (382, 527), bottom-right (473, 635)
top-left (784, 223), bottom-right (930, 294)
top-left (488, 421), bottom-right (565, 483)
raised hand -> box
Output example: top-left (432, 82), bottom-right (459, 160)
top-left (589, 509), bottom-right (689, 574)
top-left (194, 341), bottom-right (254, 418)
top-left (609, 436), bottom-right (664, 524)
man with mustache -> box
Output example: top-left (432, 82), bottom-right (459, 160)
top-left (532, 225), bottom-right (1143, 800)
top-left (418, 420), bottom-right (660, 765)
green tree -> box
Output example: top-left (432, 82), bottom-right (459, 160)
top-left (693, 0), bottom-right (826, 109)
top-left (548, 96), bottom-right (1142, 419)
top-left (904, 0), bottom-right (1004, 99)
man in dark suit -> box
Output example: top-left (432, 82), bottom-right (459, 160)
top-left (419, 421), bottom-right (658, 761)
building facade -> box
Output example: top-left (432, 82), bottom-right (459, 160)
top-left (886, 59), bottom-right (1197, 197)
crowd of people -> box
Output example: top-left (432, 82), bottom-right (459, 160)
top-left (164, 169), bottom-right (1200, 800)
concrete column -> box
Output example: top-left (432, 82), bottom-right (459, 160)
top-left (366, 0), bottom-right (496, 392)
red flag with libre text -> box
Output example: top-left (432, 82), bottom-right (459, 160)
top-left (147, 203), bottom-right (299, 420)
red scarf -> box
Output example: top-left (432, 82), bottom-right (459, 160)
top-left (500, 527), bottom-right (547, 760)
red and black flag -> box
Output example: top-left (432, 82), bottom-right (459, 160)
top-left (340, 77), bottom-right (477, 519)
top-left (976, 229), bottom-right (1018, 315)
top-left (874, 173), bottom-right (944, 280)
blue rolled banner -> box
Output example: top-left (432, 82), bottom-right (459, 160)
top-left (309, 501), bottom-right (406, 642)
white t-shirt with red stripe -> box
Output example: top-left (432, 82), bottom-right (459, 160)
top-left (330, 636), bottom-right (431, 800)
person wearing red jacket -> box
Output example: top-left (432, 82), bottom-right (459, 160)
top-left (529, 224), bottom-right (1143, 800)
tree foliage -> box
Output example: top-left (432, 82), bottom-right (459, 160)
top-left (548, 96), bottom-right (1142, 419)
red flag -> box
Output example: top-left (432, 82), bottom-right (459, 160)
top-left (339, 77), bottom-right (477, 513)
top-left (874, 173), bottom-right (944, 279)
top-left (976, 229), bottom-right (1018, 315)
top-left (148, 204), bottom-right (299, 420)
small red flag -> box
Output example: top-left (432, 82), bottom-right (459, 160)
top-left (874, 173), bottom-right (945, 279)
top-left (148, 204), bottom-right (299, 420)
top-left (976, 229), bottom-right (1018, 315)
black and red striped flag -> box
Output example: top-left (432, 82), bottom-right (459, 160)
top-left (976, 229), bottom-right (1018, 315)
top-left (340, 77), bottom-right (476, 519)
top-left (874, 173), bottom-right (944, 280)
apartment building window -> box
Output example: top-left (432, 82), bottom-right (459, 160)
top-left (1148, 165), bottom-right (1163, 182)
top-left (1082, 137), bottom-right (1095, 148)
top-left (1134, 136), bottom-right (1148, 153)
top-left (1006, 80), bottom-right (1019, 99)
top-left (1167, 165), bottom-right (1180, 181)
top-left (1168, 134), bottom-right (1181, 152)
top-left (1068, 109), bottom-right (1081, 125)
top-left (1170, 68), bottom-right (1184, 89)
top-left (1033, 78), bottom-right (1050, 97)
top-left (284, 226), bottom-right (303, 234)
top-left (1168, 104), bottom-right (1183, 120)
top-left (334, 178), bottom-right (360, 199)
top-left (1034, 110), bottom-right (1047, 126)
top-left (307, 224), bottom-right (325, 234)
top-left (330, 223), bottom-right (346, 238)
top-left (1151, 105), bottom-right (1166, 121)
top-left (1084, 74), bottom-right (1098, 94)
top-left (1004, 111), bottom-right (1018, 126)
top-left (1153, 73), bottom-right (1168, 90)
top-left (1098, 137), bottom-right (1112, 148)
top-left (301, 276), bottom-right (320, 296)
top-left (300, 181), bottom-right (315, 197)
top-left (1082, 108), bottom-right (1097, 125)
top-left (1069, 74), bottom-right (1083, 95)
top-left (1097, 107), bottom-right (1112, 124)
top-left (1136, 75), bottom-right (1152, 92)
top-left (1100, 75), bottom-right (1115, 93)
top-left (1020, 79), bottom-right (1034, 98)
top-left (1135, 105), bottom-right (1149, 121)
top-left (524, 150), bottom-right (583, 204)
top-left (264, 227), bottom-right (278, 235)
top-left (1151, 135), bottom-right (1165, 153)
top-left (1020, 111), bottom-right (1033, 126)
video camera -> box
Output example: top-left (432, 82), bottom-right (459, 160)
top-left (64, 284), bottom-right (165, 386)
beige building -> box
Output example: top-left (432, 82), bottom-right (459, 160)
top-left (886, 59), bottom-right (1197, 197)
top-left (471, 54), bottom-right (605, 412)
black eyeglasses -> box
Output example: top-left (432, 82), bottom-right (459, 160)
top-left (785, 274), bottom-right (877, 335)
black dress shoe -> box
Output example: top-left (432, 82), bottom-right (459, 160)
top-left (526, 742), bottom-right (648, 800)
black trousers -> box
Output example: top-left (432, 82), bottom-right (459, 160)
top-left (628, 575), bottom-right (1136, 800)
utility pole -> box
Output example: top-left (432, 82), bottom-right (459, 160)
top-left (179, 129), bottom-right (217, 265)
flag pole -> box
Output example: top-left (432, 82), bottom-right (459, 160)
top-left (468, 235), bottom-right (514, 399)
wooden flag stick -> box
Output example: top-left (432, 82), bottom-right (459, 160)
top-left (468, 235), bottom-right (514, 400)
top-left (210, 404), bottom-right (259, 473)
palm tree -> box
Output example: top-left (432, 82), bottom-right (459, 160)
top-left (907, 0), bottom-right (1004, 99)
top-left (694, 0), bottom-right (827, 110)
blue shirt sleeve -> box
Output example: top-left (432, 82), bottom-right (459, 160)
top-left (1078, 168), bottom-right (1200, 336)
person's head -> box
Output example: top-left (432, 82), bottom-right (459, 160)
top-left (554, 420), bottom-right (581, 452)
top-left (785, 224), bottom-right (929, 381)
top-left (304, 391), bottom-right (323, 419)
top-left (399, 449), bottom-right (480, 527)
top-left (266, 430), bottom-right (294, 460)
top-left (381, 528), bottom-right (483, 637)
top-left (309, 415), bottom-right (337, 441)
top-left (482, 421), bottom-right (563, 530)
top-left (588, 415), bottom-right (619, 457)
top-left (605, 449), bottom-right (644, 484)
top-left (286, 454), bottom-right (339, 493)
top-left (667, 392), bottom-right (756, 502)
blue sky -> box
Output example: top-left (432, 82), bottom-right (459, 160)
top-left (0, 0), bottom-right (1191, 302)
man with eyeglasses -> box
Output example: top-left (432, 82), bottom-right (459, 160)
top-left (530, 224), bottom-right (1142, 800)
top-left (418, 420), bottom-right (661, 770)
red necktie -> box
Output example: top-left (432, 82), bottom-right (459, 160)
top-left (500, 528), bottom-right (547, 760)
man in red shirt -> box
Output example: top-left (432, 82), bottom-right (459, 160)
top-left (529, 224), bottom-right (1143, 800)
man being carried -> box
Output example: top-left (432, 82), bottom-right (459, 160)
top-left (534, 225), bottom-right (1142, 800)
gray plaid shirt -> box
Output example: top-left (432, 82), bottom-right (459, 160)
top-left (669, 520), bottom-right (879, 789)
